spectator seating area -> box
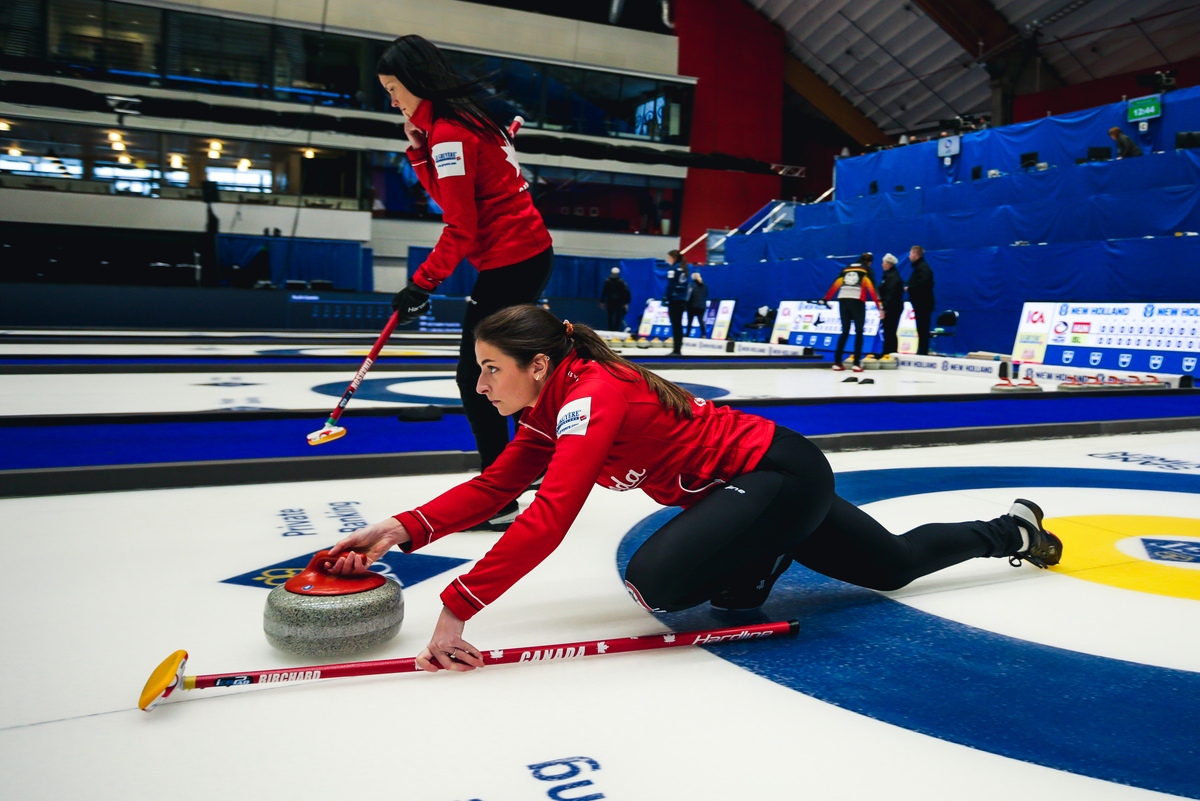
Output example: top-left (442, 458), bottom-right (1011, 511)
top-left (693, 85), bottom-right (1200, 354)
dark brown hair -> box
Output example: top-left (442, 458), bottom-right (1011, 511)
top-left (667, 249), bottom-right (686, 267)
top-left (474, 305), bottom-right (696, 419)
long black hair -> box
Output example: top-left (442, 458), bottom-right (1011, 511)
top-left (377, 34), bottom-right (509, 145)
top-left (474, 305), bottom-right (697, 420)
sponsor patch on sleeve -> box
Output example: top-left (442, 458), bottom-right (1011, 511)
top-left (556, 396), bottom-right (592, 438)
top-left (431, 141), bottom-right (466, 178)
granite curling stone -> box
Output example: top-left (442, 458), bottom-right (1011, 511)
top-left (264, 550), bottom-right (404, 657)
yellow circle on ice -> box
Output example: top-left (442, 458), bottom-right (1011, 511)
top-left (1046, 515), bottom-right (1200, 600)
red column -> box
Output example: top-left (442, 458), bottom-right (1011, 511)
top-left (676, 0), bottom-right (784, 261)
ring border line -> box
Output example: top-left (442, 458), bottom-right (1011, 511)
top-left (616, 467), bottom-right (1200, 799)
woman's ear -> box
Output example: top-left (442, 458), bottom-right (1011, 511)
top-left (532, 354), bottom-right (550, 382)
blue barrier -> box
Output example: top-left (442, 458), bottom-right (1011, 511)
top-left (835, 85), bottom-right (1200, 199)
top-left (218, 234), bottom-right (370, 292)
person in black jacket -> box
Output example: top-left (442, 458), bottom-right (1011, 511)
top-left (906, 245), bottom-right (935, 355)
top-left (878, 253), bottom-right (905, 355)
top-left (1109, 126), bottom-right (1143, 159)
top-left (685, 271), bottom-right (709, 336)
top-left (663, 249), bottom-right (690, 355)
top-left (600, 267), bottom-right (632, 332)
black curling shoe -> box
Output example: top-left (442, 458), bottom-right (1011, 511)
top-left (1006, 498), bottom-right (1063, 569)
top-left (467, 499), bottom-right (520, 532)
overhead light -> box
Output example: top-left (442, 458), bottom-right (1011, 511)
top-left (108, 132), bottom-right (122, 141)
top-left (112, 142), bottom-right (126, 151)
top-left (237, 158), bottom-right (251, 171)
top-left (169, 154), bottom-right (183, 168)
top-left (210, 141), bottom-right (222, 151)
top-left (303, 149), bottom-right (315, 159)
top-left (118, 155), bottom-right (132, 164)
top-left (207, 150), bottom-right (219, 159)
top-left (6, 147), bottom-right (19, 157)
top-left (0, 123), bottom-right (10, 132)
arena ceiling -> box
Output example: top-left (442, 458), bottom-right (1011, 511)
top-left (745, 0), bottom-right (1200, 135)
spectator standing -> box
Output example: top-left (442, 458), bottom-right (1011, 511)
top-left (685, 271), bottom-right (709, 336)
top-left (878, 253), bottom-right (904, 355)
top-left (906, 245), bottom-right (935, 355)
top-left (600, 267), bottom-right (631, 332)
top-left (823, 256), bottom-right (881, 371)
top-left (663, 249), bottom-right (690, 355)
top-left (1109, 126), bottom-right (1143, 159)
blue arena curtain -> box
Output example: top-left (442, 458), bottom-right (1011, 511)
top-left (714, 236), bottom-right (1200, 353)
top-left (218, 234), bottom-right (367, 291)
top-left (835, 85), bottom-right (1200, 200)
top-left (407, 247), bottom-right (638, 303)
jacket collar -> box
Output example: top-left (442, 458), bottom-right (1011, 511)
top-left (526, 352), bottom-right (585, 430)
top-left (408, 99), bottom-right (434, 132)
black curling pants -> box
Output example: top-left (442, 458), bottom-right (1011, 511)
top-left (881, 304), bottom-right (902, 355)
top-left (624, 426), bottom-right (1024, 612)
top-left (456, 247), bottom-right (554, 470)
top-left (667, 299), bottom-right (687, 353)
top-left (835, 298), bottom-right (866, 366)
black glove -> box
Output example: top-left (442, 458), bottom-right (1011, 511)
top-left (391, 280), bottom-right (431, 324)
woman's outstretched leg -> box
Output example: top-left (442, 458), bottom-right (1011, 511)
top-left (793, 496), bottom-right (1061, 591)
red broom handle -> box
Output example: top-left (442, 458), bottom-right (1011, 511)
top-left (323, 309), bottom-right (400, 426)
top-left (188, 620), bottom-right (798, 689)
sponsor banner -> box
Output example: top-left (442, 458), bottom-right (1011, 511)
top-left (786, 300), bottom-right (882, 350)
top-left (637, 299), bottom-right (672, 339)
top-left (1016, 362), bottom-right (1181, 387)
top-left (895, 302), bottom-right (918, 355)
top-left (733, 341), bottom-right (771, 355)
top-left (897, 354), bottom-right (1001, 379)
top-left (1010, 301), bottom-right (1057, 363)
top-left (1013, 301), bottom-right (1200, 374)
top-left (1044, 345), bottom-right (1196, 375)
top-left (731, 341), bottom-right (812, 357)
top-left (710, 300), bottom-right (737, 341)
top-left (639, 299), bottom-right (723, 341)
top-left (682, 337), bottom-right (729, 354)
top-left (770, 301), bottom-right (802, 344)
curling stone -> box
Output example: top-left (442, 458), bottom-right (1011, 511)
top-left (264, 550), bottom-right (403, 657)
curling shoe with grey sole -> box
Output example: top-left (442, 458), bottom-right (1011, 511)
top-left (466, 499), bottom-right (520, 532)
top-left (1007, 498), bottom-right (1063, 569)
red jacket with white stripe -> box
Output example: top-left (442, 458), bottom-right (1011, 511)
top-left (393, 353), bottom-right (777, 621)
top-left (406, 101), bottom-right (552, 291)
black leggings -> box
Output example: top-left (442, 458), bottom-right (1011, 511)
top-left (836, 299), bottom-right (866, 365)
top-left (456, 247), bottom-right (554, 469)
top-left (624, 426), bottom-right (1023, 612)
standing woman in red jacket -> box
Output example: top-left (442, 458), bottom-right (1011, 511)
top-left (380, 35), bottom-right (554, 529)
top-left (326, 305), bottom-right (1062, 672)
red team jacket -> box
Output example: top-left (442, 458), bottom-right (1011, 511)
top-left (394, 353), bottom-right (777, 621)
top-left (405, 101), bottom-right (552, 291)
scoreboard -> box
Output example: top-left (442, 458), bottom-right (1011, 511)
top-left (1012, 301), bottom-right (1200, 375)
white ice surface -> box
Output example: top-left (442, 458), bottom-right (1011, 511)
top-left (2, 433), bottom-right (1198, 799)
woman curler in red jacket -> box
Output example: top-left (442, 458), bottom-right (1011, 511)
top-left (379, 35), bottom-right (554, 529)
top-left (327, 305), bottom-right (1062, 673)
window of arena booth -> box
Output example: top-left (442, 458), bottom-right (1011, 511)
top-left (0, 116), bottom-right (680, 233)
top-left (0, 117), bottom-right (369, 207)
top-left (366, 152), bottom-right (683, 235)
top-left (0, 0), bottom-right (692, 145)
